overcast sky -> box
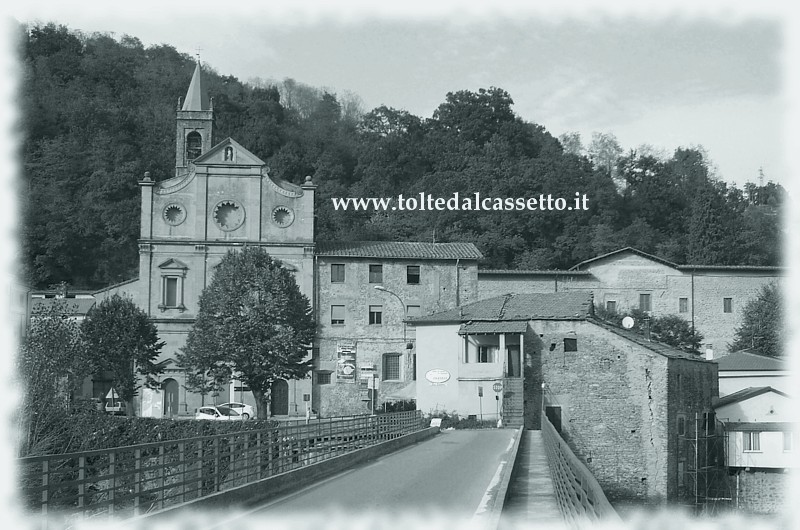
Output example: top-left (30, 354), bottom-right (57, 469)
top-left (4, 2), bottom-right (798, 189)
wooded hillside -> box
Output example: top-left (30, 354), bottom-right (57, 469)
top-left (20, 23), bottom-right (784, 289)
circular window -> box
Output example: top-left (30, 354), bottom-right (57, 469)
top-left (272, 206), bottom-right (295, 228)
top-left (213, 200), bottom-right (245, 231)
top-left (163, 203), bottom-right (187, 226)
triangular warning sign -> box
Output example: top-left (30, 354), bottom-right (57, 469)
top-left (106, 388), bottom-right (119, 399)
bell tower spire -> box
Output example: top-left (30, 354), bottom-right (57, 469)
top-left (175, 59), bottom-right (214, 176)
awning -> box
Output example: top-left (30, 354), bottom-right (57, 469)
top-left (384, 382), bottom-right (416, 401)
top-left (458, 321), bottom-right (529, 335)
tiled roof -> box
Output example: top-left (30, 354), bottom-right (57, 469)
top-left (31, 297), bottom-right (96, 315)
top-left (716, 350), bottom-right (787, 372)
top-left (316, 241), bottom-right (482, 260)
top-left (589, 317), bottom-right (712, 362)
top-left (569, 246), bottom-right (784, 273)
top-left (92, 278), bottom-right (139, 295)
top-left (714, 386), bottom-right (789, 409)
top-left (676, 264), bottom-right (783, 272)
top-left (570, 247), bottom-right (679, 271)
top-left (459, 321), bottom-right (530, 335)
top-left (412, 292), bottom-right (593, 324)
top-left (478, 269), bottom-right (592, 276)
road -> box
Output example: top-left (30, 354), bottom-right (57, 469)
top-left (207, 428), bottom-right (517, 525)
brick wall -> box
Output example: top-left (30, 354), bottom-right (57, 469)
top-left (734, 469), bottom-right (788, 515)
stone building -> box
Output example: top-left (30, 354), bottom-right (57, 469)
top-left (412, 292), bottom-right (719, 505)
top-left (313, 241), bottom-right (481, 416)
top-left (478, 247), bottom-right (782, 355)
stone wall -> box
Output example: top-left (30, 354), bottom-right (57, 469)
top-left (315, 257), bottom-right (478, 416)
top-left (531, 319), bottom-right (716, 505)
top-left (734, 469), bottom-right (788, 515)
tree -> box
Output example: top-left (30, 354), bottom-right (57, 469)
top-left (178, 248), bottom-right (315, 418)
top-left (17, 301), bottom-right (91, 456)
top-left (730, 283), bottom-right (782, 357)
top-left (81, 294), bottom-right (164, 416)
top-left (649, 314), bottom-right (703, 353)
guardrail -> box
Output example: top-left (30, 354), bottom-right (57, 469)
top-left (540, 415), bottom-right (621, 526)
top-left (19, 410), bottom-right (423, 521)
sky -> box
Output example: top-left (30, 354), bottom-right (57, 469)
top-left (3, 1), bottom-right (796, 189)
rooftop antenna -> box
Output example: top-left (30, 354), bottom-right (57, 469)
top-left (195, 45), bottom-right (203, 63)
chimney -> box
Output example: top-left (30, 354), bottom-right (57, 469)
top-left (704, 345), bottom-right (714, 360)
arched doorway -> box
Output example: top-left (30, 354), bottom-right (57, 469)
top-left (271, 379), bottom-right (289, 416)
top-left (163, 378), bottom-right (179, 418)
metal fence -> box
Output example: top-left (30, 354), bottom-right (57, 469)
top-left (19, 411), bottom-right (424, 520)
top-left (540, 414), bottom-right (621, 526)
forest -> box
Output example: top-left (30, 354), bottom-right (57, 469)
top-left (19, 23), bottom-right (785, 290)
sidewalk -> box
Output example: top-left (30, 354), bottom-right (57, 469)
top-left (500, 430), bottom-right (563, 527)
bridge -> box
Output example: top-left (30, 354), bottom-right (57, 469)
top-left (19, 411), bottom-right (620, 529)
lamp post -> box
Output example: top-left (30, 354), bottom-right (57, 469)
top-left (373, 285), bottom-right (406, 342)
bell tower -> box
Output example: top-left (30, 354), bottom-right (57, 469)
top-left (175, 61), bottom-right (214, 176)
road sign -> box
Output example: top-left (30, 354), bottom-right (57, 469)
top-left (106, 388), bottom-right (119, 399)
top-left (492, 383), bottom-right (502, 393)
top-left (478, 386), bottom-right (483, 397)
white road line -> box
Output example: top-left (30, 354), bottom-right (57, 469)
top-left (473, 460), bottom-right (506, 516)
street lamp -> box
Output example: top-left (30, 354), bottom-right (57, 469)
top-left (373, 285), bottom-right (406, 342)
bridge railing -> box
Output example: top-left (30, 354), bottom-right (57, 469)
top-left (541, 414), bottom-right (621, 526)
top-left (18, 410), bottom-right (424, 520)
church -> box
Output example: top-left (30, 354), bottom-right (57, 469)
top-left (95, 62), bottom-right (318, 418)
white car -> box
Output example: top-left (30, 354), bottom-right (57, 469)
top-left (218, 402), bottom-right (255, 420)
top-left (195, 405), bottom-right (244, 421)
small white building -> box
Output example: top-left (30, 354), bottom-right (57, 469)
top-left (715, 349), bottom-right (790, 396)
top-left (714, 387), bottom-right (794, 469)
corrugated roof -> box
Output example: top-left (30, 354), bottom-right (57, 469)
top-left (459, 321), bottom-right (530, 335)
top-left (716, 350), bottom-right (787, 372)
top-left (478, 269), bottom-right (592, 276)
top-left (412, 292), bottom-right (593, 324)
top-left (714, 386), bottom-right (789, 409)
top-left (316, 241), bottom-right (482, 260)
top-left (31, 297), bottom-right (95, 315)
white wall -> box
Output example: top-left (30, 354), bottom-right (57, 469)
top-left (727, 430), bottom-right (795, 468)
top-left (719, 372), bottom-right (792, 396)
top-left (415, 324), bottom-right (504, 418)
top-left (715, 391), bottom-right (792, 423)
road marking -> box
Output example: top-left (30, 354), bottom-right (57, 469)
top-left (473, 459), bottom-right (506, 516)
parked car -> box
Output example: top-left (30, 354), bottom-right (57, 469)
top-left (218, 402), bottom-right (255, 420)
top-left (105, 400), bottom-right (126, 415)
top-left (195, 405), bottom-right (243, 421)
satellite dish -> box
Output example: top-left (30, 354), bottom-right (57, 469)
top-left (622, 316), bottom-right (635, 329)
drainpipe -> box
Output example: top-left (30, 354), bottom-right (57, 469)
top-left (691, 267), bottom-right (696, 334)
top-left (455, 258), bottom-right (460, 306)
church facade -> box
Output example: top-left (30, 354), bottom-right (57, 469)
top-left (97, 63), bottom-right (316, 418)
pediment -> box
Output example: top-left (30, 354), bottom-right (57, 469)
top-left (193, 138), bottom-right (266, 167)
top-left (158, 258), bottom-right (189, 270)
